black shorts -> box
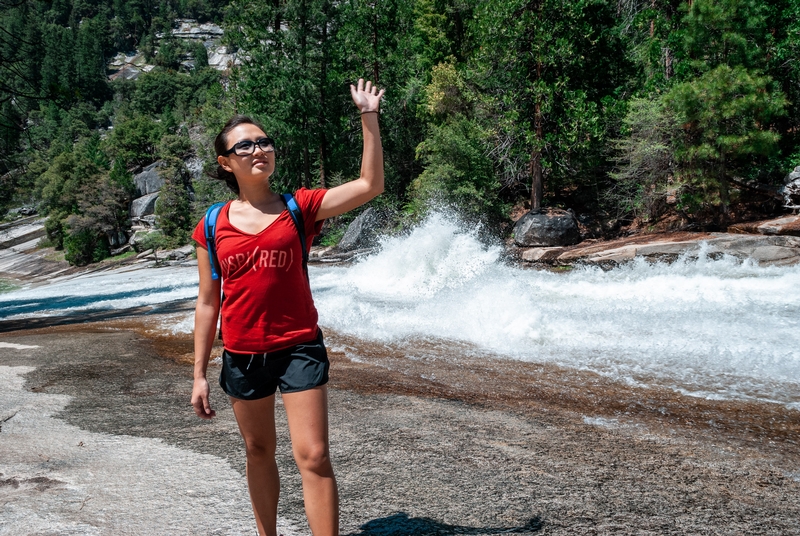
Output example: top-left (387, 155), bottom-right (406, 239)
top-left (219, 329), bottom-right (329, 400)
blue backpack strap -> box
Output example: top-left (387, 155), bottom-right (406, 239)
top-left (204, 202), bottom-right (227, 280)
top-left (280, 193), bottom-right (309, 277)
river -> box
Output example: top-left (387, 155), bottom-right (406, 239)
top-left (1, 212), bottom-right (799, 411)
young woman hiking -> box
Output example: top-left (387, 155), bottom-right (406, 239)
top-left (190, 79), bottom-right (384, 536)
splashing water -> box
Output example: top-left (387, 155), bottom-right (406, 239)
top-left (1, 212), bottom-right (798, 408)
top-left (312, 212), bottom-right (800, 409)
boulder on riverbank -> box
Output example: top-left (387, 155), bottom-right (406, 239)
top-left (337, 207), bottom-right (387, 252)
top-left (513, 208), bottom-right (581, 247)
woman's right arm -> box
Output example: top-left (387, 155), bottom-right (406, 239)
top-left (191, 246), bottom-right (221, 420)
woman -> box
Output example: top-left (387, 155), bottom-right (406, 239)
top-left (190, 79), bottom-right (384, 536)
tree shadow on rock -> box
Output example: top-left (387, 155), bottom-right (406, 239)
top-left (344, 512), bottom-right (543, 536)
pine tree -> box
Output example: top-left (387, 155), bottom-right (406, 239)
top-left (665, 0), bottom-right (788, 217)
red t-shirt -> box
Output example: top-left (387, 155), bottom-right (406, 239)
top-left (192, 188), bottom-right (327, 353)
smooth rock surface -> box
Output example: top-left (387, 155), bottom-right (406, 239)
top-left (0, 327), bottom-right (797, 536)
top-left (520, 231), bottom-right (800, 267)
top-left (728, 214), bottom-right (800, 236)
top-left (130, 192), bottom-right (160, 218)
top-left (133, 161), bottom-right (166, 197)
top-left (0, 334), bottom-right (302, 536)
top-left (0, 218), bottom-right (45, 250)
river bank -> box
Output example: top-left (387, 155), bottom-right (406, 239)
top-left (1, 315), bottom-right (799, 535)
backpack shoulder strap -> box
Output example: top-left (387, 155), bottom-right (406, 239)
top-left (280, 193), bottom-right (309, 277)
top-left (204, 202), bottom-right (227, 280)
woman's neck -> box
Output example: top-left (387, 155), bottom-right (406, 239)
top-left (236, 182), bottom-right (280, 211)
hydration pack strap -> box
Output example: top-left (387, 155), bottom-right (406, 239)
top-left (280, 193), bottom-right (309, 279)
top-left (204, 202), bottom-right (227, 281)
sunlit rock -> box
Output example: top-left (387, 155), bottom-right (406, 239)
top-left (728, 214), bottom-right (800, 237)
top-left (133, 161), bottom-right (166, 197)
top-left (338, 208), bottom-right (384, 251)
top-left (130, 192), bottom-right (160, 218)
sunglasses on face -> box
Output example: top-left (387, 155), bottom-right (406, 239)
top-left (222, 137), bottom-right (276, 157)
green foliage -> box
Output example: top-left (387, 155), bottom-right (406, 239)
top-left (2, 0), bottom-right (800, 265)
top-left (659, 0), bottom-right (789, 216)
top-left (63, 226), bottom-right (110, 266)
top-left (104, 114), bottom-right (164, 168)
top-left (665, 65), bottom-right (787, 212)
top-left (44, 210), bottom-right (69, 250)
top-left (155, 158), bottom-right (193, 241)
top-left (190, 41), bottom-right (209, 69)
top-left (469, 0), bottom-right (625, 208)
top-left (414, 116), bottom-right (503, 219)
top-left (678, 0), bottom-right (769, 74)
top-left (109, 159), bottom-right (135, 195)
top-left (609, 97), bottom-right (680, 220)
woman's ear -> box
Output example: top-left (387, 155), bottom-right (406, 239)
top-left (217, 155), bottom-right (232, 172)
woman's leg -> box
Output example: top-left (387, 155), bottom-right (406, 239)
top-left (230, 395), bottom-right (280, 536)
top-left (282, 385), bottom-right (339, 536)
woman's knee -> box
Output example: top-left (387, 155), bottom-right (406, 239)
top-left (293, 442), bottom-right (332, 474)
top-left (243, 437), bottom-right (277, 461)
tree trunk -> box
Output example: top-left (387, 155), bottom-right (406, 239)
top-left (719, 155), bottom-right (730, 219)
top-left (530, 145), bottom-right (543, 210)
top-left (530, 60), bottom-right (544, 211)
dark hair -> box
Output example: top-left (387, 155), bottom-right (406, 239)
top-left (211, 115), bottom-right (267, 195)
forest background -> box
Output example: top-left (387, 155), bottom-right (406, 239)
top-left (1, 0), bottom-right (799, 265)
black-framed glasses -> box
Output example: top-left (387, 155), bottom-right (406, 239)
top-left (222, 137), bottom-right (276, 156)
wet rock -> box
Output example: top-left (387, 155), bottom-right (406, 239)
top-left (534, 234), bottom-right (800, 267)
top-left (520, 246), bottom-right (565, 262)
top-left (513, 208), bottom-right (581, 247)
top-left (338, 208), bottom-right (384, 251)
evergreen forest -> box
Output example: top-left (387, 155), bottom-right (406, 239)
top-left (1, 0), bottom-right (799, 265)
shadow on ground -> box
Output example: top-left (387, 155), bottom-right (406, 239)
top-left (345, 512), bottom-right (543, 536)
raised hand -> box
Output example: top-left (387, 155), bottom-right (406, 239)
top-left (350, 78), bottom-right (385, 114)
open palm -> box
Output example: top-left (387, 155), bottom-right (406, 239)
top-left (350, 78), bottom-right (385, 113)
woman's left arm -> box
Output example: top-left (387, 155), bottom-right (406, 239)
top-left (317, 79), bottom-right (385, 221)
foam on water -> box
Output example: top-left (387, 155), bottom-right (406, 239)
top-left (312, 212), bottom-right (800, 408)
top-left (1, 212), bottom-right (798, 408)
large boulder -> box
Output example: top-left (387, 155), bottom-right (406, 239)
top-left (338, 208), bottom-right (383, 251)
top-left (134, 161), bottom-right (166, 197)
top-left (513, 208), bottom-right (581, 247)
top-left (782, 165), bottom-right (800, 209)
top-left (130, 192), bottom-right (160, 218)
